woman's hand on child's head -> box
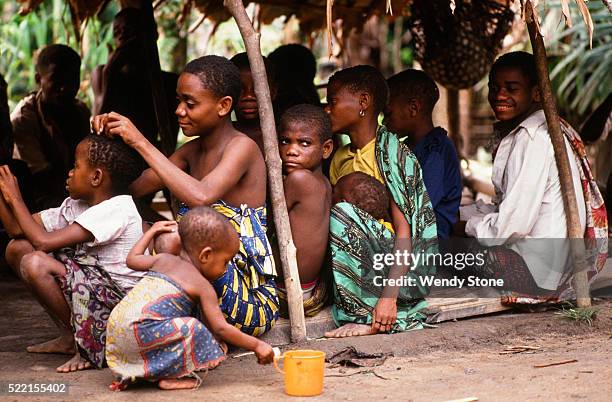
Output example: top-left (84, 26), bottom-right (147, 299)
top-left (92, 112), bottom-right (146, 149)
top-left (0, 165), bottom-right (22, 205)
top-left (254, 341), bottom-right (274, 364)
top-left (104, 112), bottom-right (147, 148)
top-left (150, 220), bottom-right (178, 234)
top-left (91, 114), bottom-right (109, 135)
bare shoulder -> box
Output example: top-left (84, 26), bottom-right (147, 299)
top-left (221, 131), bottom-right (265, 173)
top-left (285, 169), bottom-right (328, 195)
top-left (172, 138), bottom-right (202, 163)
top-left (153, 254), bottom-right (207, 296)
top-left (180, 268), bottom-right (211, 302)
top-left (153, 253), bottom-right (184, 270)
top-left (226, 131), bottom-right (261, 155)
top-left (176, 138), bottom-right (202, 155)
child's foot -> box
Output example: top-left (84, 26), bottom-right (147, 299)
top-left (56, 353), bottom-right (92, 373)
top-left (27, 335), bottom-right (75, 354)
top-left (202, 355), bottom-right (226, 371)
top-left (219, 341), bottom-right (228, 355)
top-left (158, 378), bottom-right (199, 390)
top-left (109, 381), bottom-right (128, 392)
top-left (324, 323), bottom-right (376, 338)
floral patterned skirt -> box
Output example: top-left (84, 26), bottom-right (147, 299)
top-left (56, 249), bottom-right (126, 368)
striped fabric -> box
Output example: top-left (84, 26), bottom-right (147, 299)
top-left (329, 126), bottom-right (438, 331)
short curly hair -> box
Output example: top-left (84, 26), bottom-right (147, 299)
top-left (387, 69), bottom-right (440, 114)
top-left (178, 206), bottom-right (235, 253)
top-left (36, 44), bottom-right (80, 75)
top-left (230, 52), bottom-right (275, 81)
top-left (85, 135), bottom-right (142, 194)
top-left (183, 55), bottom-right (242, 109)
top-left (490, 51), bottom-right (538, 88)
top-left (279, 104), bottom-right (332, 143)
top-left (338, 172), bottom-right (390, 221)
top-left (328, 65), bottom-right (389, 115)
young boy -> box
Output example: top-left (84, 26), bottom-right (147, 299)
top-left (230, 52), bottom-right (276, 153)
top-left (0, 135), bottom-right (144, 372)
top-left (460, 51), bottom-right (607, 295)
top-left (333, 171), bottom-right (392, 229)
top-left (385, 69), bottom-right (461, 239)
top-left (106, 208), bottom-right (274, 391)
top-left (93, 55), bottom-right (279, 336)
top-left (277, 104), bottom-right (333, 316)
top-left (11, 44), bottom-right (90, 210)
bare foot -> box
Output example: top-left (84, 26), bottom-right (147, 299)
top-left (201, 342), bottom-right (228, 370)
top-left (203, 354), bottom-right (227, 371)
top-left (109, 381), bottom-right (128, 392)
top-left (219, 341), bottom-right (228, 355)
top-left (158, 378), bottom-right (199, 390)
top-left (27, 335), bottom-right (75, 354)
top-left (324, 323), bottom-right (376, 338)
top-left (56, 353), bottom-right (92, 373)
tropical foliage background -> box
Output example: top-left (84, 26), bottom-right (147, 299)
top-left (545, 1), bottom-right (611, 126)
top-left (0, 0), bottom-right (116, 108)
top-left (0, 0), bottom-right (285, 110)
top-left (0, 0), bottom-right (609, 126)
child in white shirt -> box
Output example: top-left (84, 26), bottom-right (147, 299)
top-left (0, 134), bottom-right (143, 373)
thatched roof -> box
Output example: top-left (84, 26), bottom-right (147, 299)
top-left (17, 0), bottom-right (410, 38)
top-left (16, 1), bottom-right (599, 45)
top-left (16, 0), bottom-right (601, 71)
top-left (18, 0), bottom-right (106, 26)
top-left (192, 0), bottom-right (409, 35)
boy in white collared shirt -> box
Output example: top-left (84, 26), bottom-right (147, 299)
top-left (459, 52), bottom-right (597, 296)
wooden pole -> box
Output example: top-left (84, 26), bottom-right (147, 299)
top-left (378, 17), bottom-right (389, 75)
top-left (224, 0), bottom-right (307, 342)
top-left (525, 0), bottom-right (590, 307)
top-left (447, 89), bottom-right (463, 159)
top-left (392, 17), bottom-right (403, 74)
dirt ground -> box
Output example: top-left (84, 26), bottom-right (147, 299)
top-left (0, 270), bottom-right (611, 402)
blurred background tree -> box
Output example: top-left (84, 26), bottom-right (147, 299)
top-left (1, 0), bottom-right (607, 130)
top-left (0, 0), bottom-right (117, 109)
top-left (544, 0), bottom-right (611, 127)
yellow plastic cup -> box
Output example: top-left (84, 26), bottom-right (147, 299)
top-left (274, 349), bottom-right (326, 396)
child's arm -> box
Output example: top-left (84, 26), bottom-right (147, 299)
top-left (0, 167), bottom-right (93, 251)
top-left (94, 113), bottom-right (252, 207)
top-left (126, 220), bottom-right (178, 270)
top-left (0, 183), bottom-right (23, 237)
top-left (282, 171), bottom-right (304, 214)
top-left (195, 277), bottom-right (274, 364)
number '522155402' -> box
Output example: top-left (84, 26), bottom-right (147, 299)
top-left (2, 382), bottom-right (68, 394)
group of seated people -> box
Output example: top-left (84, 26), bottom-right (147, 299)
top-left (0, 7), bottom-right (607, 392)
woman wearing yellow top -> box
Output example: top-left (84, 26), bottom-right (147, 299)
top-left (323, 65), bottom-right (438, 338)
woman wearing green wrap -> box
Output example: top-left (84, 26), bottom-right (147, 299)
top-left (324, 65), bottom-right (438, 338)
